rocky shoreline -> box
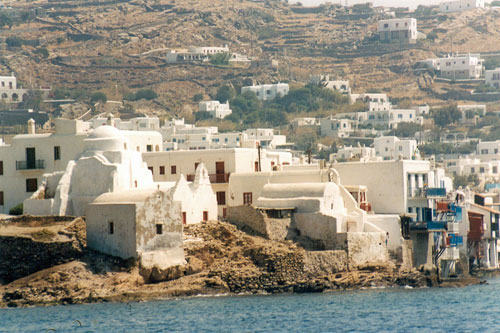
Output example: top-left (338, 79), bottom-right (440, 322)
top-left (0, 218), bottom-right (482, 308)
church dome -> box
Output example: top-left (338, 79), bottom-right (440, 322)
top-left (85, 125), bottom-right (126, 151)
top-left (88, 125), bottom-right (121, 139)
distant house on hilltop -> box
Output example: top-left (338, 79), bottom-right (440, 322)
top-left (377, 18), bottom-right (419, 44)
top-left (439, 0), bottom-right (484, 13)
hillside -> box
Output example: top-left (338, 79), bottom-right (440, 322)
top-left (2, 1), bottom-right (500, 118)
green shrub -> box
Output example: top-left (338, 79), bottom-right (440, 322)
top-left (90, 92), bottom-right (107, 104)
top-left (9, 203), bottom-right (23, 216)
top-left (6, 36), bottom-right (22, 47)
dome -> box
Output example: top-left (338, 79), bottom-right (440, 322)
top-left (88, 125), bottom-right (121, 139)
top-left (85, 125), bottom-right (125, 151)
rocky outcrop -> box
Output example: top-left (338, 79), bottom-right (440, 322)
top-left (0, 217), bottom-right (85, 284)
top-left (0, 220), bottom-right (472, 308)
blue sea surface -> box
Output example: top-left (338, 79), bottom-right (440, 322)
top-left (1, 278), bottom-right (499, 332)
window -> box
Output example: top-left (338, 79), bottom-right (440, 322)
top-left (0, 191), bottom-right (3, 206)
top-left (243, 192), bottom-right (253, 205)
top-left (216, 191), bottom-right (226, 205)
top-left (495, 149), bottom-right (499, 154)
top-left (171, 166), bottom-right (176, 174)
top-left (480, 167), bottom-right (485, 173)
top-left (146, 145), bottom-right (152, 152)
top-left (54, 146), bottom-right (61, 160)
top-left (384, 23), bottom-right (388, 28)
top-left (399, 146), bottom-right (403, 151)
top-left (471, 167), bottom-right (475, 173)
top-left (108, 221), bottom-right (114, 235)
top-left (26, 178), bottom-right (38, 192)
top-left (0, 161), bottom-right (3, 175)
top-left (148, 166), bottom-right (154, 175)
top-left (160, 166), bottom-right (165, 175)
top-left (494, 167), bottom-right (498, 174)
top-left (156, 224), bottom-right (163, 235)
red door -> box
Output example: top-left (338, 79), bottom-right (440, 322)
top-left (182, 212), bottom-right (187, 225)
top-left (203, 211), bottom-right (208, 222)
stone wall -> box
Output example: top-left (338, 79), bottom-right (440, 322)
top-left (227, 205), bottom-right (291, 241)
top-left (346, 232), bottom-right (389, 270)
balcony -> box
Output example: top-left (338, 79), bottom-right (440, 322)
top-left (426, 188), bottom-right (446, 198)
top-left (16, 160), bottom-right (45, 170)
top-left (186, 173), bottom-right (230, 184)
top-left (408, 187), bottom-right (447, 199)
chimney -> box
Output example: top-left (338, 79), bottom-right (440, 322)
top-left (27, 118), bottom-right (35, 134)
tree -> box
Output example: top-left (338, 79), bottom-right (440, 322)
top-left (34, 47), bottom-right (49, 59)
top-left (391, 122), bottom-right (422, 138)
top-left (5, 36), bottom-right (22, 47)
top-left (215, 85), bottom-right (236, 103)
top-left (0, 12), bottom-right (12, 29)
top-left (192, 93), bottom-right (204, 102)
top-left (209, 52), bottom-right (231, 66)
top-left (19, 90), bottom-right (42, 111)
top-left (134, 89), bottom-right (157, 101)
top-left (91, 92), bottom-right (107, 104)
top-left (432, 105), bottom-right (461, 127)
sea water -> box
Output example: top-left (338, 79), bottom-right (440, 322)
top-left (1, 278), bottom-right (499, 332)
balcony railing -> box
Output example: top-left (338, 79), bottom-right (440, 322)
top-left (408, 187), bottom-right (447, 198)
top-left (186, 173), bottom-right (230, 184)
top-left (16, 160), bottom-right (45, 170)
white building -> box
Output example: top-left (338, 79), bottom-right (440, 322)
top-left (198, 101), bottom-right (232, 119)
top-left (439, 0), bottom-right (485, 13)
top-left (332, 146), bottom-right (378, 162)
top-left (332, 160), bottom-right (452, 220)
top-left (310, 75), bottom-right (351, 95)
top-left (243, 129), bottom-right (287, 148)
top-left (23, 125), bottom-right (161, 216)
top-left (365, 109), bottom-right (421, 129)
top-left (241, 83), bottom-right (289, 101)
top-left (0, 119), bottom-right (90, 214)
top-left (320, 116), bottom-right (354, 138)
top-left (166, 46), bottom-right (249, 64)
top-left (374, 136), bottom-right (419, 160)
top-left (485, 68), bottom-right (500, 89)
top-left (350, 93), bottom-right (389, 105)
top-left (420, 54), bottom-right (484, 80)
top-left (90, 115), bottom-right (161, 132)
top-left (143, 148), bottom-right (292, 217)
top-left (378, 18), bottom-right (418, 44)
top-left (86, 189), bottom-right (185, 270)
top-left (291, 117), bottom-right (320, 127)
top-left (0, 74), bottom-right (28, 103)
top-left (476, 141), bottom-right (500, 162)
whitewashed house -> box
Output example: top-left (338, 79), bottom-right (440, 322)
top-left (374, 136), bottom-right (419, 160)
top-left (198, 101), bottom-right (232, 119)
top-left (86, 189), bottom-right (185, 271)
top-left (439, 0), bottom-right (485, 13)
top-left (320, 116), bottom-right (354, 138)
top-left (378, 18), bottom-right (418, 44)
top-left (310, 75), bottom-right (351, 95)
top-left (476, 141), bottom-right (500, 162)
top-left (420, 54), bottom-right (484, 80)
top-left (485, 68), bottom-right (500, 89)
top-left (23, 125), bottom-right (160, 216)
top-left (143, 148), bottom-right (292, 218)
top-left (332, 146), bottom-right (378, 162)
top-left (0, 119), bottom-right (90, 214)
top-left (241, 83), bottom-right (289, 101)
top-left (332, 160), bottom-right (452, 219)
